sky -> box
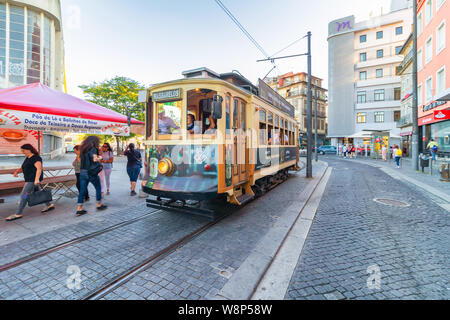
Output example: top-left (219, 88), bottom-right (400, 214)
top-left (61, 0), bottom-right (391, 98)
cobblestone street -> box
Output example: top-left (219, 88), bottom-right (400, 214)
top-left (0, 157), bottom-right (448, 300)
top-left (286, 156), bottom-right (450, 300)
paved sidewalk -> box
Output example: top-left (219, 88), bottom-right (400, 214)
top-left (338, 156), bottom-right (450, 207)
top-left (0, 155), bottom-right (146, 245)
top-left (286, 157), bottom-right (450, 300)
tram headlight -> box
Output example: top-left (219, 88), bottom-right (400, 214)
top-left (158, 158), bottom-right (175, 176)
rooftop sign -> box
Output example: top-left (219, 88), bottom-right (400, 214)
top-left (258, 79), bottom-right (295, 118)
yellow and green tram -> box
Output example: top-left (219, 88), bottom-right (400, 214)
top-left (140, 68), bottom-right (300, 211)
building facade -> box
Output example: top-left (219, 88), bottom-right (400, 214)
top-left (327, 0), bottom-right (412, 149)
top-left (266, 72), bottom-right (328, 147)
top-left (0, 0), bottom-right (65, 157)
top-left (417, 0), bottom-right (450, 155)
top-left (396, 33), bottom-right (413, 156)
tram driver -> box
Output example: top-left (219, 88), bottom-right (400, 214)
top-left (158, 108), bottom-right (179, 134)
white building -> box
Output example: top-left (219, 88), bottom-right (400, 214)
top-left (327, 0), bottom-right (412, 147)
top-left (0, 0), bottom-right (65, 157)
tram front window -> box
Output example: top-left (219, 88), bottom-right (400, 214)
top-left (187, 89), bottom-right (220, 136)
top-left (157, 101), bottom-right (182, 136)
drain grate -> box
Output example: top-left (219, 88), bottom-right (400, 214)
top-left (374, 198), bottom-right (411, 207)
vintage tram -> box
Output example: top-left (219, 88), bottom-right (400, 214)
top-left (140, 68), bottom-right (300, 212)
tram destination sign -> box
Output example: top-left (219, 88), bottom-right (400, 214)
top-left (152, 88), bottom-right (182, 102)
top-left (258, 79), bottom-right (295, 118)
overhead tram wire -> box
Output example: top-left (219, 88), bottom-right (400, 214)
top-left (213, 0), bottom-right (280, 74)
top-left (269, 34), bottom-right (308, 59)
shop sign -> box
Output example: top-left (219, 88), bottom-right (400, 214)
top-left (400, 131), bottom-right (412, 137)
top-left (152, 89), bottom-right (182, 102)
top-left (434, 110), bottom-right (450, 121)
top-left (0, 109), bottom-right (130, 136)
top-left (419, 115), bottom-right (434, 126)
top-left (423, 100), bottom-right (446, 112)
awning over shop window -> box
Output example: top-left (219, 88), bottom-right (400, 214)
top-left (0, 83), bottom-right (144, 136)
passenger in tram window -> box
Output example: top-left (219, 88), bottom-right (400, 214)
top-left (284, 133), bottom-right (289, 145)
top-left (158, 108), bottom-right (179, 134)
top-left (204, 114), bottom-right (216, 134)
top-left (187, 114), bottom-right (201, 135)
top-left (268, 129), bottom-right (272, 145)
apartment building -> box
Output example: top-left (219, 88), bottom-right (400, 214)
top-left (417, 0), bottom-right (450, 155)
top-left (266, 72), bottom-right (328, 147)
top-left (396, 33), bottom-right (413, 156)
top-left (328, 0), bottom-right (412, 148)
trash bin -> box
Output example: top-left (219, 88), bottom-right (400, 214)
top-left (441, 163), bottom-right (450, 182)
top-left (420, 154), bottom-right (430, 173)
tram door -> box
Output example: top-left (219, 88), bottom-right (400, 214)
top-left (233, 99), bottom-right (248, 183)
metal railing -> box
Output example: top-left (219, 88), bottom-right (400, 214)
top-left (396, 113), bottom-right (412, 127)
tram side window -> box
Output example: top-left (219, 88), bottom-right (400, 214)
top-left (259, 109), bottom-right (267, 145)
top-left (233, 99), bottom-right (239, 130)
top-left (267, 112), bottom-right (275, 145)
top-left (226, 95), bottom-right (231, 134)
top-left (157, 101), bottom-right (182, 136)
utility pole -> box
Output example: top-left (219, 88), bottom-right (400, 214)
top-left (314, 93), bottom-right (318, 162)
top-left (412, 0), bottom-right (419, 171)
top-left (255, 31), bottom-right (312, 178)
top-left (306, 31), bottom-right (313, 177)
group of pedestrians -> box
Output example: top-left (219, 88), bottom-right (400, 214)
top-left (6, 136), bottom-right (143, 221)
top-left (342, 145), bottom-right (356, 159)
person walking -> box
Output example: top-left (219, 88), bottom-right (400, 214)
top-left (350, 145), bottom-right (356, 159)
top-left (76, 136), bottom-right (107, 216)
top-left (6, 144), bottom-right (55, 222)
top-left (73, 145), bottom-right (89, 202)
top-left (99, 142), bottom-right (114, 196)
top-left (124, 143), bottom-right (142, 196)
top-left (343, 145), bottom-right (348, 158)
top-left (381, 144), bottom-right (387, 161)
top-left (393, 145), bottom-right (402, 168)
top-left (427, 139), bottom-right (439, 162)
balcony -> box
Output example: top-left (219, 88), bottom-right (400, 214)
top-left (355, 55), bottom-right (403, 69)
top-left (396, 113), bottom-right (412, 128)
top-left (356, 88), bottom-right (401, 106)
top-left (302, 108), bottom-right (327, 118)
top-left (287, 89), bottom-right (327, 101)
top-left (396, 50), bottom-right (413, 75)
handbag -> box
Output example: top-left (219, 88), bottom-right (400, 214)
top-left (88, 161), bottom-right (103, 177)
top-left (28, 185), bottom-right (53, 207)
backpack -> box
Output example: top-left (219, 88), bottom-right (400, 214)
top-left (432, 145), bottom-right (438, 152)
top-left (396, 149), bottom-right (403, 156)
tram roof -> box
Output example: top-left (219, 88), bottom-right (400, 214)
top-left (149, 68), bottom-right (295, 118)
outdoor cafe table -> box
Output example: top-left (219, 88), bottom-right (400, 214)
top-left (0, 166), bottom-right (77, 203)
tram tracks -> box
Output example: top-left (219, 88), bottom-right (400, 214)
top-left (0, 209), bottom-right (162, 273)
top-left (82, 211), bottom-right (231, 300)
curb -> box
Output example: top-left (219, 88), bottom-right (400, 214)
top-left (216, 162), bottom-right (330, 300)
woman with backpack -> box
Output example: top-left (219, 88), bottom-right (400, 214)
top-left (393, 144), bottom-right (402, 168)
top-left (99, 142), bottom-right (114, 196)
top-left (6, 144), bottom-right (55, 222)
top-left (124, 143), bottom-right (142, 196)
top-left (76, 136), bottom-right (108, 216)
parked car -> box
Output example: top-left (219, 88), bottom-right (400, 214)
top-left (317, 146), bottom-right (337, 155)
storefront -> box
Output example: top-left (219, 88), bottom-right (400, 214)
top-left (419, 109), bottom-right (450, 155)
top-left (400, 131), bottom-right (412, 157)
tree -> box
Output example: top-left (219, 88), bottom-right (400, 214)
top-left (79, 77), bottom-right (145, 155)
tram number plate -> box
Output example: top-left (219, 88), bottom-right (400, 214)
top-left (150, 158), bottom-right (159, 179)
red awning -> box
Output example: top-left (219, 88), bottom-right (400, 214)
top-left (0, 83), bottom-right (144, 125)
